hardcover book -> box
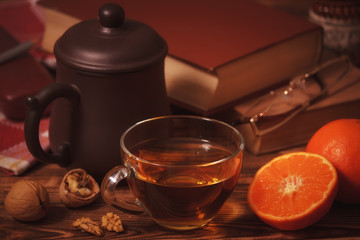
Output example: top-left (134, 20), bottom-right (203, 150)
top-left (0, 26), bottom-right (53, 120)
top-left (38, 0), bottom-right (323, 115)
top-left (214, 61), bottom-right (360, 154)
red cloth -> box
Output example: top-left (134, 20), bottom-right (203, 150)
top-left (0, 115), bottom-right (49, 175)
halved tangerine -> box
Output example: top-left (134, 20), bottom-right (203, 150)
top-left (247, 152), bottom-right (338, 230)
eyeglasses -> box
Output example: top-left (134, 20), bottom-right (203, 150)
top-left (234, 55), bottom-right (355, 136)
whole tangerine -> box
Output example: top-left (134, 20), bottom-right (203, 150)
top-left (306, 119), bottom-right (360, 204)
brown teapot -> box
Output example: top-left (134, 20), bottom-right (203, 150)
top-left (24, 3), bottom-right (170, 180)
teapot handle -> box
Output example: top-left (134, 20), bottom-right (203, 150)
top-left (24, 83), bottom-right (80, 167)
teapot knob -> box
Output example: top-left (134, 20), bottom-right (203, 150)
top-left (98, 3), bottom-right (125, 28)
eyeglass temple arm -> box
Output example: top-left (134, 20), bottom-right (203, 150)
top-left (306, 55), bottom-right (350, 79)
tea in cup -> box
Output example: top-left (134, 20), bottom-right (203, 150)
top-left (101, 115), bottom-right (244, 230)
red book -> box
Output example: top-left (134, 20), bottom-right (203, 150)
top-left (38, 0), bottom-right (322, 115)
top-left (0, 26), bottom-right (53, 120)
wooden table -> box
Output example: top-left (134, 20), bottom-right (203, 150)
top-left (1, 1), bottom-right (360, 238)
top-left (1, 145), bottom-right (360, 240)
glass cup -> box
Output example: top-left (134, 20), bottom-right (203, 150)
top-left (101, 115), bottom-right (244, 230)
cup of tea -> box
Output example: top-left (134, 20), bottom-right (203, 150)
top-left (101, 115), bottom-right (244, 230)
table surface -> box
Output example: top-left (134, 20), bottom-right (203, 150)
top-left (2, 1), bottom-right (360, 239)
top-left (1, 145), bottom-right (360, 240)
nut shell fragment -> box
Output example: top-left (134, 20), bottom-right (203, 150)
top-left (59, 168), bottom-right (100, 208)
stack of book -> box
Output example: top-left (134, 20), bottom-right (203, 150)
top-left (213, 58), bottom-right (360, 154)
top-left (34, 0), bottom-right (359, 154)
top-left (38, 0), bottom-right (322, 116)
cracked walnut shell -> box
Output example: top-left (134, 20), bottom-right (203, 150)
top-left (59, 168), bottom-right (100, 208)
top-left (5, 181), bottom-right (49, 221)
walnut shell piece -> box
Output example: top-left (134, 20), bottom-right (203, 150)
top-left (59, 168), bottom-right (100, 208)
top-left (5, 180), bottom-right (49, 221)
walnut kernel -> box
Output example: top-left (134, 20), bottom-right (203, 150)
top-left (73, 217), bottom-right (103, 236)
top-left (101, 212), bottom-right (124, 232)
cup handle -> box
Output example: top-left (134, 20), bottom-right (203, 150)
top-left (101, 166), bottom-right (144, 213)
top-left (24, 82), bottom-right (80, 167)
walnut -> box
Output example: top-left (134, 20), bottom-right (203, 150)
top-left (4, 180), bottom-right (49, 221)
top-left (101, 212), bottom-right (124, 232)
top-left (59, 168), bottom-right (100, 208)
top-left (73, 217), bottom-right (103, 236)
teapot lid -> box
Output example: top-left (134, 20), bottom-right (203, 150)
top-left (54, 3), bottom-right (168, 73)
